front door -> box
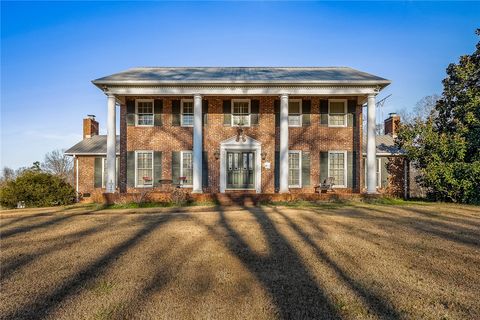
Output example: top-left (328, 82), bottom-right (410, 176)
top-left (226, 151), bottom-right (255, 189)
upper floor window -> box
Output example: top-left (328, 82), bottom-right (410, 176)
top-left (136, 100), bottom-right (154, 126)
top-left (232, 99), bottom-right (250, 127)
top-left (328, 99), bottom-right (347, 127)
top-left (181, 100), bottom-right (194, 127)
top-left (328, 151), bottom-right (347, 188)
top-left (181, 151), bottom-right (193, 187)
top-left (288, 151), bottom-right (302, 188)
top-left (135, 151), bottom-right (153, 187)
top-left (288, 100), bottom-right (302, 127)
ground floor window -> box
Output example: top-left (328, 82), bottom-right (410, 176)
top-left (364, 157), bottom-right (381, 188)
top-left (288, 151), bottom-right (301, 188)
top-left (181, 151), bottom-right (193, 186)
top-left (329, 151), bottom-right (347, 187)
top-left (136, 151), bottom-right (153, 187)
top-left (101, 157), bottom-right (119, 189)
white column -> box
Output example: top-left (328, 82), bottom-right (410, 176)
top-left (192, 94), bottom-right (203, 193)
top-left (279, 94), bottom-right (289, 193)
top-left (106, 94), bottom-right (117, 193)
top-left (366, 94), bottom-right (377, 194)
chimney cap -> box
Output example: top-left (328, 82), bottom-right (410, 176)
top-left (86, 114), bottom-right (96, 120)
top-left (388, 112), bottom-right (398, 117)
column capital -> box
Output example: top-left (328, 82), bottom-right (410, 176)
top-left (193, 93), bottom-right (202, 99)
top-left (280, 93), bottom-right (289, 99)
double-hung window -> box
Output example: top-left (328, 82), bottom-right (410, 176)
top-left (328, 151), bottom-right (347, 187)
top-left (135, 151), bottom-right (154, 187)
top-left (180, 151), bottom-right (193, 186)
top-left (288, 151), bottom-right (302, 188)
top-left (328, 99), bottom-right (347, 127)
top-left (288, 100), bottom-right (302, 127)
top-left (364, 158), bottom-right (382, 188)
top-left (136, 100), bottom-right (154, 126)
top-left (101, 158), bottom-right (119, 189)
top-left (232, 100), bottom-right (250, 127)
top-left (181, 100), bottom-right (194, 127)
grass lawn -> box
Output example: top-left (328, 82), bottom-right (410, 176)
top-left (1, 202), bottom-right (479, 320)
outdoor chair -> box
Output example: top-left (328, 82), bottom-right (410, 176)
top-left (314, 177), bottom-right (335, 193)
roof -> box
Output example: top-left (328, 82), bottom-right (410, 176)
top-left (65, 135), bottom-right (119, 155)
top-left (362, 135), bottom-right (404, 155)
top-left (92, 67), bottom-right (391, 86)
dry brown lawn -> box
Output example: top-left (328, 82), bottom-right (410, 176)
top-left (0, 202), bottom-right (479, 320)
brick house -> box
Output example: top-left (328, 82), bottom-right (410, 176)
top-left (65, 67), bottom-right (398, 199)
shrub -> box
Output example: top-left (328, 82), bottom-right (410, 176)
top-left (0, 170), bottom-right (76, 208)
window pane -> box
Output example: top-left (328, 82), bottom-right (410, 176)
top-left (330, 102), bottom-right (345, 113)
top-left (182, 152), bottom-right (193, 185)
top-left (329, 115), bottom-right (345, 126)
top-left (288, 153), bottom-right (300, 186)
top-left (289, 101), bottom-right (300, 114)
top-left (329, 153), bottom-right (345, 186)
top-left (182, 114), bottom-right (193, 126)
top-left (232, 101), bottom-right (250, 126)
top-left (288, 115), bottom-right (301, 126)
top-left (137, 152), bottom-right (153, 186)
top-left (183, 101), bottom-right (193, 114)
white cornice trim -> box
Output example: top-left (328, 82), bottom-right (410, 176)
top-left (105, 85), bottom-right (379, 96)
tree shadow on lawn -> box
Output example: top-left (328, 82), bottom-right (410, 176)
top-left (2, 213), bottom-right (181, 320)
top-left (191, 204), bottom-right (342, 319)
top-left (272, 207), bottom-right (402, 319)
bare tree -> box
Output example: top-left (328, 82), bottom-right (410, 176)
top-left (398, 94), bottom-right (440, 125)
top-left (42, 149), bottom-right (74, 185)
top-left (0, 167), bottom-right (16, 187)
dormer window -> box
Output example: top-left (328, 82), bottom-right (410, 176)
top-left (136, 100), bottom-right (154, 126)
top-left (232, 99), bottom-right (250, 127)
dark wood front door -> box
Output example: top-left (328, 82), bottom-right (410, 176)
top-left (226, 151), bottom-right (255, 189)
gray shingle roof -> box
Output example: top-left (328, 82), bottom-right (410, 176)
top-left (93, 67), bottom-right (390, 86)
top-left (65, 135), bottom-right (119, 155)
top-left (362, 135), bottom-right (404, 155)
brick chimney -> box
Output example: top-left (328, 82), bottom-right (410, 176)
top-left (83, 115), bottom-right (99, 139)
top-left (384, 113), bottom-right (400, 137)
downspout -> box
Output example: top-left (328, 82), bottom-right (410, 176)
top-left (403, 158), bottom-right (408, 200)
top-left (75, 155), bottom-right (79, 202)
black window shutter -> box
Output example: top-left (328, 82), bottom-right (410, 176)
top-left (126, 100), bottom-right (136, 126)
top-left (202, 100), bottom-right (208, 125)
top-left (154, 100), bottom-right (163, 126)
top-left (94, 157), bottom-right (102, 188)
top-left (347, 151), bottom-right (353, 188)
top-left (127, 152), bottom-right (135, 188)
top-left (202, 151), bottom-right (208, 187)
top-left (274, 151), bottom-right (280, 192)
top-left (251, 99), bottom-right (260, 126)
top-left (320, 152), bottom-right (328, 184)
top-left (274, 100), bottom-right (280, 127)
top-left (223, 100), bottom-right (231, 126)
top-left (320, 100), bottom-right (329, 126)
top-left (153, 152), bottom-right (162, 187)
top-left (172, 100), bottom-right (181, 126)
top-left (347, 100), bottom-right (356, 127)
top-left (302, 99), bottom-right (311, 127)
top-left (171, 151), bottom-right (181, 185)
top-left (301, 151), bottom-right (311, 186)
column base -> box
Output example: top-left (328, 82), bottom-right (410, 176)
top-left (191, 189), bottom-right (203, 194)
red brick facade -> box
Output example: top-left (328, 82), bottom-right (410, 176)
top-left (72, 95), bottom-right (414, 197)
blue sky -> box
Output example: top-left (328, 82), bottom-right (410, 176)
top-left (1, 1), bottom-right (479, 169)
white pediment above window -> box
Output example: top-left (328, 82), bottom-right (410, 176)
top-left (220, 135), bottom-right (261, 148)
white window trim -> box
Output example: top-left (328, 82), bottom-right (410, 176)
top-left (364, 157), bottom-right (382, 188)
top-left (288, 99), bottom-right (303, 127)
top-left (135, 99), bottom-right (154, 127)
top-left (231, 99), bottom-right (251, 127)
top-left (288, 150), bottom-right (302, 188)
top-left (328, 150), bottom-right (348, 188)
top-left (180, 99), bottom-right (194, 127)
top-left (328, 99), bottom-right (347, 128)
top-left (101, 157), bottom-right (119, 189)
top-left (134, 150), bottom-right (154, 188)
top-left (180, 150), bottom-right (193, 187)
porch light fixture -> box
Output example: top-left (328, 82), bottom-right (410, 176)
top-left (214, 150), bottom-right (220, 160)
top-left (261, 152), bottom-right (267, 160)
